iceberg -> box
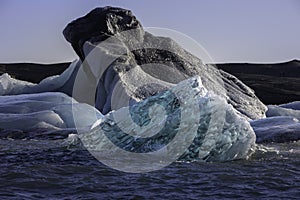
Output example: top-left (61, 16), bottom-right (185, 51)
top-left (79, 76), bottom-right (256, 171)
top-left (63, 6), bottom-right (266, 120)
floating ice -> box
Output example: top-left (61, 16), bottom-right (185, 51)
top-left (0, 75), bottom-right (256, 162)
top-left (0, 59), bottom-right (80, 96)
top-left (251, 116), bottom-right (300, 143)
top-left (80, 76), bottom-right (256, 163)
top-left (0, 92), bottom-right (103, 134)
top-left (250, 102), bottom-right (300, 143)
top-left (0, 73), bottom-right (36, 95)
top-left (62, 6), bottom-right (266, 120)
top-left (267, 104), bottom-right (300, 119)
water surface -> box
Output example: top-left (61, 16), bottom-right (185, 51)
top-left (1, 139), bottom-right (299, 199)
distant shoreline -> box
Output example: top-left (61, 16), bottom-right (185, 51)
top-left (1, 60), bottom-right (299, 105)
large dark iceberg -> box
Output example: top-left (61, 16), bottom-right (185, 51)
top-left (62, 6), bottom-right (266, 120)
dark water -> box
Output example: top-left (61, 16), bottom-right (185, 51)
top-left (1, 139), bottom-right (299, 199)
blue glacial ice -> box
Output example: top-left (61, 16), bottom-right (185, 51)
top-left (80, 76), bottom-right (256, 162)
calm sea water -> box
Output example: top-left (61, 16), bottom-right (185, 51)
top-left (1, 139), bottom-right (299, 199)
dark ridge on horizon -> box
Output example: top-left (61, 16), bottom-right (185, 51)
top-left (216, 60), bottom-right (300, 105)
top-left (211, 59), bottom-right (300, 65)
top-left (216, 59), bottom-right (300, 78)
top-left (0, 62), bottom-right (70, 83)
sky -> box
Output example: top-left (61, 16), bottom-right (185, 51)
top-left (0, 0), bottom-right (299, 64)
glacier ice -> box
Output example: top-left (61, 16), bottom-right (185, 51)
top-left (0, 74), bottom-right (257, 163)
top-left (63, 6), bottom-right (266, 119)
top-left (0, 110), bottom-right (65, 131)
top-left (0, 92), bottom-right (103, 134)
top-left (0, 59), bottom-right (80, 96)
top-left (79, 76), bottom-right (256, 166)
top-left (267, 104), bottom-right (300, 120)
top-left (0, 73), bottom-right (36, 95)
top-left (251, 116), bottom-right (300, 143)
top-left (0, 60), bottom-right (102, 135)
top-left (250, 102), bottom-right (300, 143)
top-left (80, 31), bottom-right (266, 120)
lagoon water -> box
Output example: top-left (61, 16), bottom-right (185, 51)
top-left (1, 138), bottom-right (299, 199)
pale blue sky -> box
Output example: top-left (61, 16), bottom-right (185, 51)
top-left (0, 0), bottom-right (299, 63)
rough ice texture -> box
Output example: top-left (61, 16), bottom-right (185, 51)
top-left (251, 116), bottom-right (300, 143)
top-left (63, 7), bottom-right (143, 60)
top-left (81, 76), bottom-right (256, 162)
top-left (0, 73), bottom-right (36, 95)
top-left (63, 6), bottom-right (266, 120)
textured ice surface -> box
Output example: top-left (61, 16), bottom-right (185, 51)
top-left (251, 116), bottom-right (300, 143)
top-left (81, 33), bottom-right (266, 120)
top-left (62, 6), bottom-right (266, 119)
top-left (0, 73), bottom-right (36, 95)
top-left (80, 76), bottom-right (256, 162)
